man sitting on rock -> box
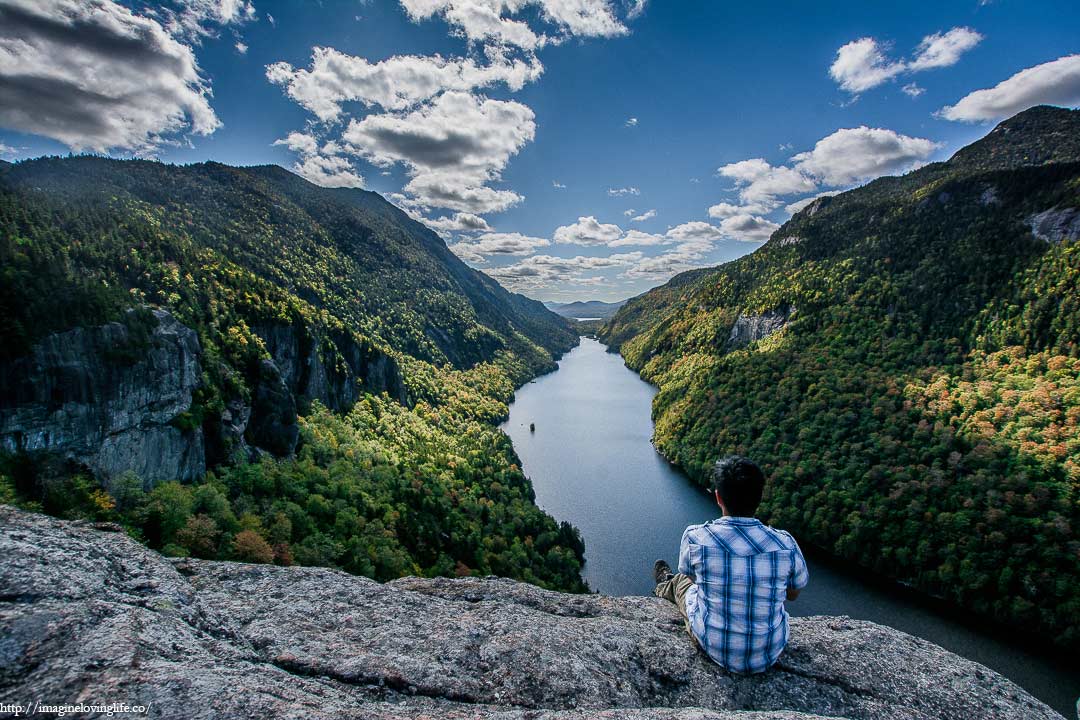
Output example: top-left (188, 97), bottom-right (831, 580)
top-left (653, 455), bottom-right (809, 673)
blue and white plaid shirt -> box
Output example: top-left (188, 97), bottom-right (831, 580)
top-left (678, 516), bottom-right (809, 674)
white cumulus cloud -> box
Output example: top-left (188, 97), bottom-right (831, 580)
top-left (940, 54), bottom-right (1080, 122)
top-left (664, 221), bottom-right (723, 242)
top-left (621, 238), bottom-right (714, 280)
top-left (484, 251), bottom-right (641, 290)
top-left (292, 153), bottom-right (365, 188)
top-left (717, 159), bottom-right (816, 207)
top-left (266, 47), bottom-right (541, 122)
top-left (342, 90), bottom-right (535, 213)
top-left (908, 27), bottom-right (983, 72)
top-left (449, 231), bottom-right (550, 262)
top-left (421, 212), bottom-right (493, 236)
top-left (608, 229), bottom-right (665, 247)
top-left (0, 0), bottom-right (223, 153)
top-left (901, 82), bottom-right (924, 98)
top-left (273, 131), bottom-right (364, 188)
top-left (830, 27), bottom-right (982, 94)
top-left (166, 0), bottom-right (256, 39)
top-left (717, 214), bottom-right (779, 242)
top-left (707, 201), bottom-right (771, 219)
top-left (710, 126), bottom-right (937, 231)
top-left (830, 37), bottom-right (906, 93)
top-left (791, 126), bottom-right (940, 186)
top-left (399, 0), bottom-right (630, 51)
top-left (554, 215), bottom-right (623, 245)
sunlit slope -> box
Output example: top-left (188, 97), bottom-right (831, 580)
top-left (0, 155), bottom-right (586, 592)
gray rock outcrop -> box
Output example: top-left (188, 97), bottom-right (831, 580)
top-left (0, 309), bottom-right (204, 485)
top-left (804, 197), bottom-right (831, 217)
top-left (246, 358), bottom-right (300, 457)
top-left (253, 323), bottom-right (407, 412)
top-left (241, 323), bottom-right (407, 458)
top-left (727, 309), bottom-right (792, 349)
top-left (0, 506), bottom-right (1060, 720)
top-left (0, 309), bottom-right (410, 477)
top-left (1028, 207), bottom-right (1080, 244)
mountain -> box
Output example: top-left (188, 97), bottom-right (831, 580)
top-left (550, 299), bottom-right (628, 320)
top-left (0, 156), bottom-right (586, 592)
top-left (0, 157), bottom-right (574, 373)
top-left (601, 106), bottom-right (1080, 646)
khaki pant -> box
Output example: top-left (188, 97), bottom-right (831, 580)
top-left (654, 573), bottom-right (699, 646)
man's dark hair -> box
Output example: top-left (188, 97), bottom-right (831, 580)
top-left (711, 456), bottom-right (765, 517)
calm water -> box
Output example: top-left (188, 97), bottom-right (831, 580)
top-left (502, 337), bottom-right (1079, 718)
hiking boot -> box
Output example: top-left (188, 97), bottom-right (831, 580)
top-left (653, 559), bottom-right (673, 585)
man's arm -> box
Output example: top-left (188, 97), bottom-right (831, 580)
top-left (787, 539), bottom-right (810, 601)
top-left (677, 528), bottom-right (695, 581)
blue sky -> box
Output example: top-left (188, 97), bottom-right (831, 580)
top-left (1, 0), bottom-right (1078, 301)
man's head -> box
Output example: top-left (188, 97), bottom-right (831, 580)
top-left (711, 456), bottom-right (765, 517)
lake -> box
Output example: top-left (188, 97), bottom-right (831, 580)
top-left (502, 337), bottom-right (1079, 717)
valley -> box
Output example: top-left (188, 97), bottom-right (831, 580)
top-left (1, 106), bottom-right (1079, 713)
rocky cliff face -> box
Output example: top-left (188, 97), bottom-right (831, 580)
top-left (1028, 207), bottom-right (1080, 244)
top-left (223, 324), bottom-right (407, 461)
top-left (0, 309), bottom-right (205, 485)
top-left (0, 308), bottom-right (409, 480)
top-left (253, 323), bottom-right (407, 413)
top-left (727, 308), bottom-right (792, 349)
top-left (0, 506), bottom-right (1060, 720)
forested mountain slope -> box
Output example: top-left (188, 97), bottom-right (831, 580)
top-left (0, 157), bottom-right (574, 375)
top-left (601, 106), bottom-right (1080, 645)
top-left (0, 156), bottom-right (586, 591)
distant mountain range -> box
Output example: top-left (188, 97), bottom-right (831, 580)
top-left (546, 299), bottom-right (628, 320)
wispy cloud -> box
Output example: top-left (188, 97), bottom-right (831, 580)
top-left (830, 27), bottom-right (982, 95)
top-left (901, 82), bottom-right (924, 98)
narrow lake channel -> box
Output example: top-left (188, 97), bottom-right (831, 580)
top-left (501, 337), bottom-right (1079, 717)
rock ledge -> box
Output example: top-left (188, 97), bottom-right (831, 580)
top-left (0, 507), bottom-right (1061, 719)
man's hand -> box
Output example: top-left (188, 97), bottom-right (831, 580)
top-left (786, 587), bottom-right (801, 601)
